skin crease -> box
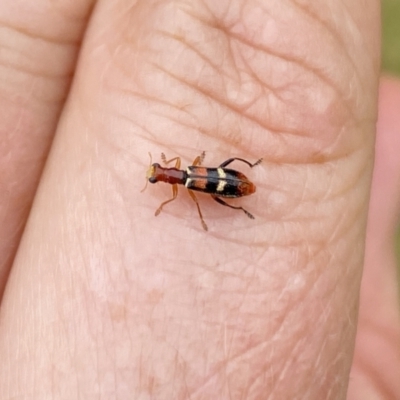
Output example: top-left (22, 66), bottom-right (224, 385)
top-left (0, 0), bottom-right (399, 399)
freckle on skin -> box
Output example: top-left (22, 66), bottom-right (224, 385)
top-left (109, 303), bottom-right (127, 322)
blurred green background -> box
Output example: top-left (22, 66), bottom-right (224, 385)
top-left (383, 0), bottom-right (400, 74)
top-left (382, 0), bottom-right (400, 270)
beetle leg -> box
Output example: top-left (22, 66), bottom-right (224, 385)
top-left (187, 189), bottom-right (208, 231)
top-left (219, 157), bottom-right (262, 169)
top-left (161, 153), bottom-right (181, 169)
top-left (192, 151), bottom-right (206, 167)
top-left (211, 195), bottom-right (255, 219)
top-left (155, 184), bottom-right (178, 216)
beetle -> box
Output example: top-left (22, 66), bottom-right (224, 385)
top-left (142, 152), bottom-right (262, 231)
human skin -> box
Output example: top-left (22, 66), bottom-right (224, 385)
top-left (347, 77), bottom-right (400, 399)
top-left (0, 1), bottom-right (399, 399)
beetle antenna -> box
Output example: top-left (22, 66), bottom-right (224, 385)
top-left (140, 152), bottom-right (152, 193)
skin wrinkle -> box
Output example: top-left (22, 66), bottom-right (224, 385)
top-left (296, 320), bottom-right (346, 397)
top-left (228, 29), bottom-right (357, 122)
top-left (289, 0), bottom-right (362, 88)
top-left (339, 1), bottom-right (379, 60)
top-left (149, 60), bottom-right (316, 147)
top-left (0, 33), bottom-right (79, 77)
top-left (118, 87), bottom-right (197, 120)
top-left (306, 329), bottom-right (349, 396)
top-left (140, 58), bottom-right (367, 168)
top-left (182, 2), bottom-right (361, 122)
top-left (187, 358), bottom-right (229, 398)
top-left (152, 110), bottom-right (209, 143)
top-left (295, 0), bottom-right (373, 92)
top-left (111, 109), bottom-right (173, 148)
top-left (140, 34), bottom-right (266, 120)
top-left (327, 197), bottom-right (366, 245)
top-left (227, 331), bottom-right (282, 373)
top-left (202, 278), bottom-right (316, 394)
top-left (274, 268), bottom-right (341, 340)
top-left (107, 302), bottom-right (119, 397)
top-left (248, 368), bottom-right (275, 400)
top-left (183, 5), bottom-right (356, 134)
top-left (244, 210), bottom-right (352, 248)
top-left (268, 340), bottom-right (309, 397)
top-left (231, 46), bottom-right (297, 113)
top-left (310, 205), bottom-right (363, 257)
top-left (281, 172), bottom-right (366, 226)
top-left (116, 39), bottom-right (368, 163)
top-left (0, 17), bottom-right (83, 46)
top-left (0, 52), bottom-right (76, 82)
top-left (135, 106), bottom-right (366, 168)
top-left (1, 78), bottom-right (73, 112)
top-left (156, 29), bottom-right (268, 123)
top-left (278, 156), bottom-right (369, 205)
top-left (155, 28), bottom-right (229, 75)
top-left (150, 112), bottom-right (216, 151)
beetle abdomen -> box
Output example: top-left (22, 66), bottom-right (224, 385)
top-left (185, 167), bottom-right (255, 198)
